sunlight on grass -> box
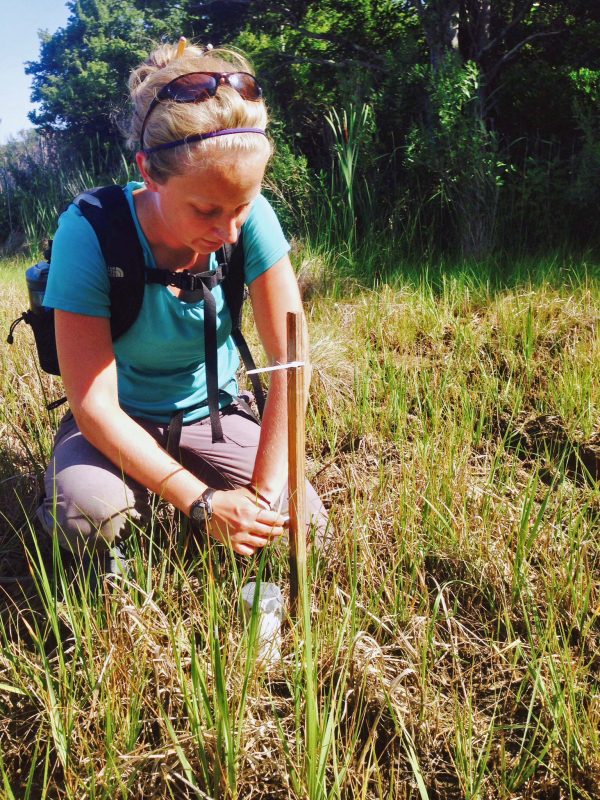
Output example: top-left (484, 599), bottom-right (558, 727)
top-left (1, 254), bottom-right (599, 798)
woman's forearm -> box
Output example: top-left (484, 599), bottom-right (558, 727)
top-left (75, 399), bottom-right (206, 514)
top-left (250, 371), bottom-right (288, 499)
top-left (246, 256), bottom-right (309, 502)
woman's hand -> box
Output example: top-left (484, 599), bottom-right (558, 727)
top-left (206, 487), bottom-right (287, 556)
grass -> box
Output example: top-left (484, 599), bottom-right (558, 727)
top-left (1, 250), bottom-right (599, 798)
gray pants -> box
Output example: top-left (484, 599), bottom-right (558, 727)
top-left (37, 398), bottom-right (328, 553)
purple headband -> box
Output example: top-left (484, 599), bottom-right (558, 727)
top-left (141, 127), bottom-right (267, 155)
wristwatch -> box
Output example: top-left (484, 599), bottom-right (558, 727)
top-left (189, 487), bottom-right (218, 528)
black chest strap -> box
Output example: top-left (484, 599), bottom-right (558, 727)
top-left (146, 266), bottom-right (226, 442)
top-left (219, 241), bottom-right (266, 418)
top-left (145, 266), bottom-right (223, 292)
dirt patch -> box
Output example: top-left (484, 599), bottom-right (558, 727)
top-left (499, 412), bottom-right (600, 485)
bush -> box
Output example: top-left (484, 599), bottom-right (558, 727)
top-left (263, 121), bottom-right (313, 236)
top-left (405, 54), bottom-right (504, 259)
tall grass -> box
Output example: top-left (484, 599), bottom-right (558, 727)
top-left (1, 252), bottom-right (599, 797)
top-left (1, 138), bottom-right (134, 253)
top-left (19, 153), bottom-right (135, 252)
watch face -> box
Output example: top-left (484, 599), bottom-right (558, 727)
top-left (190, 502), bottom-right (208, 526)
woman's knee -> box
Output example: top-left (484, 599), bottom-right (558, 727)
top-left (274, 480), bottom-right (330, 547)
top-left (39, 413), bottom-right (150, 551)
top-left (38, 462), bottom-right (146, 552)
top-left (306, 482), bottom-right (330, 547)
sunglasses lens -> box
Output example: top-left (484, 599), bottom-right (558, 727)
top-left (227, 73), bottom-right (262, 100)
top-left (156, 72), bottom-right (262, 109)
top-left (164, 73), bottom-right (217, 102)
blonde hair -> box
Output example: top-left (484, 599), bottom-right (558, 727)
top-left (126, 42), bottom-right (271, 182)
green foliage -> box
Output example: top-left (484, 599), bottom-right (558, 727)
top-left (234, 0), bottom-right (419, 163)
top-left (2, 0), bottom-right (599, 258)
top-left (0, 130), bottom-right (133, 251)
top-left (570, 67), bottom-right (600, 105)
top-left (568, 68), bottom-right (600, 211)
top-left (26, 0), bottom-right (185, 150)
top-left (263, 123), bottom-right (313, 235)
top-left (405, 54), bottom-right (504, 257)
top-left (325, 104), bottom-right (375, 245)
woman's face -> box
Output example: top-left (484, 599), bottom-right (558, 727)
top-left (138, 149), bottom-right (269, 255)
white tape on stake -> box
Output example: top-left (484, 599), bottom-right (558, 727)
top-left (247, 361), bottom-right (304, 375)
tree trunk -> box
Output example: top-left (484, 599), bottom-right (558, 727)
top-left (413, 0), bottom-right (499, 258)
top-left (414, 0), bottom-right (460, 73)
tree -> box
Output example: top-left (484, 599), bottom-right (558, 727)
top-left (405, 0), bottom-right (600, 255)
top-left (193, 0), bottom-right (422, 162)
top-left (20, 0), bottom-right (600, 255)
top-left (26, 0), bottom-right (186, 154)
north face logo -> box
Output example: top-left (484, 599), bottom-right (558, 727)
top-left (107, 266), bottom-right (125, 278)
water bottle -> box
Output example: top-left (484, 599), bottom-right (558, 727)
top-left (240, 582), bottom-right (284, 667)
top-left (25, 261), bottom-right (50, 314)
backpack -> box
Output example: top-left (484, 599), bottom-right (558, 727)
top-left (7, 185), bottom-right (265, 443)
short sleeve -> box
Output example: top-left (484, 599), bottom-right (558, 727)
top-left (242, 194), bottom-right (291, 285)
top-left (43, 204), bottom-right (111, 317)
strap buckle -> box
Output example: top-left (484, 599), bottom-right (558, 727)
top-left (179, 269), bottom-right (217, 291)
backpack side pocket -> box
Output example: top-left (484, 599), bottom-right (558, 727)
top-left (25, 309), bottom-right (60, 376)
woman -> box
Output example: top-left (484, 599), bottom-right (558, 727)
top-left (37, 40), bottom-right (327, 561)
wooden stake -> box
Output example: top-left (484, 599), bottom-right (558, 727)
top-left (287, 311), bottom-right (307, 617)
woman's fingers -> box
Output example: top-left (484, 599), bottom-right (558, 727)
top-left (212, 518), bottom-right (284, 541)
top-left (233, 543), bottom-right (258, 556)
top-left (240, 532), bottom-right (280, 549)
top-left (252, 524), bottom-right (285, 539)
top-left (215, 530), bottom-right (278, 555)
top-left (205, 488), bottom-right (288, 554)
top-left (256, 508), bottom-right (287, 526)
top-left (215, 506), bottom-right (286, 535)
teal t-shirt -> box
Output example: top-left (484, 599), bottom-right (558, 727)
top-left (43, 182), bottom-right (290, 423)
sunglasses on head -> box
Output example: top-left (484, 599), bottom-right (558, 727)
top-left (140, 71), bottom-right (263, 149)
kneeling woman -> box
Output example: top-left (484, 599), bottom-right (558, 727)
top-left (37, 40), bottom-right (328, 559)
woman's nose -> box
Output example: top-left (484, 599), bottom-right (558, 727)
top-left (214, 215), bottom-right (239, 244)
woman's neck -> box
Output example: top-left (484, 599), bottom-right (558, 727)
top-left (133, 187), bottom-right (209, 272)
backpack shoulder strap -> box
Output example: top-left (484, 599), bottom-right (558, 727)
top-left (218, 231), bottom-right (266, 417)
top-left (73, 186), bottom-right (146, 341)
top-left (219, 230), bottom-right (245, 332)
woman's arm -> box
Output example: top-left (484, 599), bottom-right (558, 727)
top-left (247, 254), bottom-right (309, 502)
top-left (56, 310), bottom-right (205, 509)
top-left (55, 310), bottom-right (285, 555)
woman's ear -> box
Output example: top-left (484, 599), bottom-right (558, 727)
top-left (135, 151), bottom-right (159, 191)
